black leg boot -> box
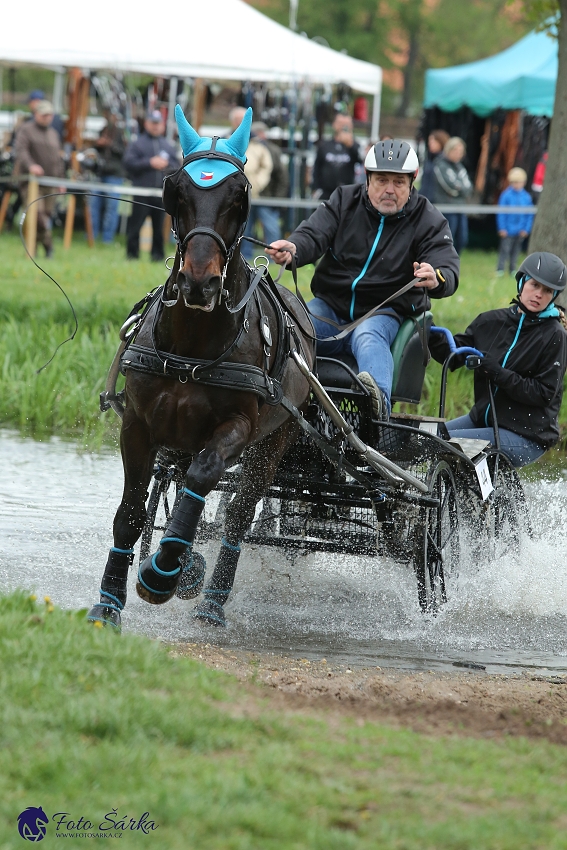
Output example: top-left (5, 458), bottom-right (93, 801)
top-left (194, 538), bottom-right (241, 627)
top-left (87, 547), bottom-right (134, 631)
top-left (137, 489), bottom-right (205, 604)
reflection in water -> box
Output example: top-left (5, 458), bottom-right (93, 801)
top-left (1, 429), bottom-right (566, 674)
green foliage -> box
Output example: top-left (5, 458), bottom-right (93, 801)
top-left (249, 0), bottom-right (531, 114)
top-left (1, 589), bottom-right (567, 847)
top-left (1, 234), bottom-right (566, 447)
top-left (520, 0), bottom-right (561, 31)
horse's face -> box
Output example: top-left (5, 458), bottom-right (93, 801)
top-left (170, 172), bottom-right (249, 312)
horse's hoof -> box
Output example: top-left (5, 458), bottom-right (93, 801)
top-left (137, 551), bottom-right (180, 605)
top-left (86, 603), bottom-right (122, 631)
top-left (193, 598), bottom-right (226, 627)
top-left (175, 552), bottom-right (206, 600)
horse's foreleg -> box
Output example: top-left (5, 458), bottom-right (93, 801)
top-left (137, 418), bottom-right (251, 606)
top-left (87, 415), bottom-right (154, 629)
top-left (195, 420), bottom-right (298, 627)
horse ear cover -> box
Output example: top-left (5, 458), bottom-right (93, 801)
top-left (174, 104), bottom-right (253, 188)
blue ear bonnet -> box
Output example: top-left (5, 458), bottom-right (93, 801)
top-left (174, 104), bottom-right (252, 188)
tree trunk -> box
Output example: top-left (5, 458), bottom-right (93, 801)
top-left (397, 28), bottom-right (419, 118)
top-left (528, 1), bottom-right (567, 306)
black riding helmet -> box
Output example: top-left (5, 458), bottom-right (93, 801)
top-left (364, 140), bottom-right (419, 183)
top-left (515, 251), bottom-right (567, 296)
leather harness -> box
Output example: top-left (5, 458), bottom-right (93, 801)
top-left (119, 263), bottom-right (311, 407)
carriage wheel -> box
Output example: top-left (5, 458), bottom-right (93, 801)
top-left (414, 460), bottom-right (460, 613)
top-left (139, 473), bottom-right (182, 565)
top-left (486, 453), bottom-right (527, 559)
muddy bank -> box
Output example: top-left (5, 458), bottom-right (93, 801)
top-left (171, 642), bottom-right (567, 745)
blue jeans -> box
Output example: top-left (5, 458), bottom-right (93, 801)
top-left (308, 297), bottom-right (401, 413)
top-left (444, 212), bottom-right (468, 254)
top-left (445, 413), bottom-right (546, 468)
top-left (242, 205), bottom-right (281, 259)
top-left (90, 176), bottom-right (123, 243)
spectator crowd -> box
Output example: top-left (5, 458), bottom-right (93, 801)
top-left (0, 89), bottom-right (542, 270)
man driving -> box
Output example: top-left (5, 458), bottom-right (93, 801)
top-left (268, 140), bottom-right (460, 419)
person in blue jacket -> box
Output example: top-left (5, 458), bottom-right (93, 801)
top-left (496, 167), bottom-right (534, 276)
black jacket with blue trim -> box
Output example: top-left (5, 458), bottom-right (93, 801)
top-left (289, 183), bottom-right (459, 321)
top-left (430, 304), bottom-right (567, 447)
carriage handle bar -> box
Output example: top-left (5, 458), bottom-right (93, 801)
top-left (430, 326), bottom-right (484, 420)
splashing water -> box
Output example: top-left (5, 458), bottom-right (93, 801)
top-left (1, 430), bottom-right (566, 673)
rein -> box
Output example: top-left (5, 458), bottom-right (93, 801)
top-left (244, 236), bottom-right (421, 342)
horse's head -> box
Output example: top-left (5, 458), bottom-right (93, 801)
top-left (163, 105), bottom-right (252, 312)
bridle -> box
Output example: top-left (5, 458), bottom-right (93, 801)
top-left (163, 136), bottom-right (252, 308)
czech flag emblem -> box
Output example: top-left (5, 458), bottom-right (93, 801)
top-left (200, 171), bottom-right (214, 180)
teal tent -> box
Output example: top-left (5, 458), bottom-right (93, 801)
top-left (424, 29), bottom-right (557, 117)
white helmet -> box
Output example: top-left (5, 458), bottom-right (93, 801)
top-left (364, 140), bottom-right (419, 180)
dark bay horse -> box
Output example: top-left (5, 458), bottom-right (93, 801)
top-left (87, 106), bottom-right (314, 629)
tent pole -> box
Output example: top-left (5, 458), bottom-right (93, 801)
top-left (53, 70), bottom-right (65, 114)
top-left (371, 86), bottom-right (381, 142)
top-left (167, 77), bottom-right (178, 140)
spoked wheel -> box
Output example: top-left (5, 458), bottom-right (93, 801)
top-left (486, 452), bottom-right (527, 560)
top-left (139, 464), bottom-right (184, 564)
top-left (414, 459), bottom-right (461, 614)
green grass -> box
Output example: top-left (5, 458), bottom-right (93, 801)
top-left (1, 231), bottom-right (566, 447)
top-left (0, 590), bottom-right (566, 850)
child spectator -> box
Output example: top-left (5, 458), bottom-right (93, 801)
top-left (496, 167), bottom-right (534, 276)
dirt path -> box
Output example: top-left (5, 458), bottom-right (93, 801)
top-left (170, 642), bottom-right (567, 745)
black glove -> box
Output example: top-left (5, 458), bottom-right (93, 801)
top-left (481, 351), bottom-right (502, 378)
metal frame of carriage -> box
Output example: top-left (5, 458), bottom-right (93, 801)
top-left (133, 312), bottom-right (528, 614)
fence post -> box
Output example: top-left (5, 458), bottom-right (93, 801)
top-left (0, 188), bottom-right (12, 233)
top-left (63, 193), bottom-right (76, 250)
top-left (25, 176), bottom-right (38, 256)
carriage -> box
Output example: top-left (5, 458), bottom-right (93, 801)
top-left (107, 295), bottom-right (527, 616)
top-left (91, 105), bottom-right (527, 631)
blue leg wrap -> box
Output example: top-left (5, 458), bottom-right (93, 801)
top-left (176, 551), bottom-right (206, 601)
top-left (194, 539), bottom-right (241, 627)
top-left (138, 492), bottom-right (205, 605)
top-left (87, 548), bottom-right (133, 630)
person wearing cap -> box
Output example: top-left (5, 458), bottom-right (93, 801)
top-left (27, 90), bottom-right (65, 142)
top-left (430, 252), bottom-right (567, 467)
top-left (122, 110), bottom-right (180, 262)
top-left (14, 100), bottom-right (65, 257)
top-left (267, 139), bottom-right (459, 420)
top-left (496, 167), bottom-right (534, 277)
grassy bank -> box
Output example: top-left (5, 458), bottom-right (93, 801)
top-left (1, 590), bottom-right (566, 849)
top-left (1, 232), bottom-right (566, 447)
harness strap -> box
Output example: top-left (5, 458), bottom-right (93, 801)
top-left (121, 344), bottom-right (284, 405)
top-left (180, 226), bottom-right (228, 256)
top-left (226, 263), bottom-right (265, 314)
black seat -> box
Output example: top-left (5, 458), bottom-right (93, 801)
top-left (315, 312), bottom-right (433, 405)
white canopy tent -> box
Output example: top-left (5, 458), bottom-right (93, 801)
top-left (1, 0), bottom-right (382, 137)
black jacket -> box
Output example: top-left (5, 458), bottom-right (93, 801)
top-left (311, 139), bottom-right (361, 200)
top-left (290, 184), bottom-right (459, 320)
top-left (433, 156), bottom-right (473, 205)
top-left (122, 132), bottom-right (180, 189)
top-left (419, 154), bottom-right (441, 203)
top-left (430, 304), bottom-right (567, 447)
